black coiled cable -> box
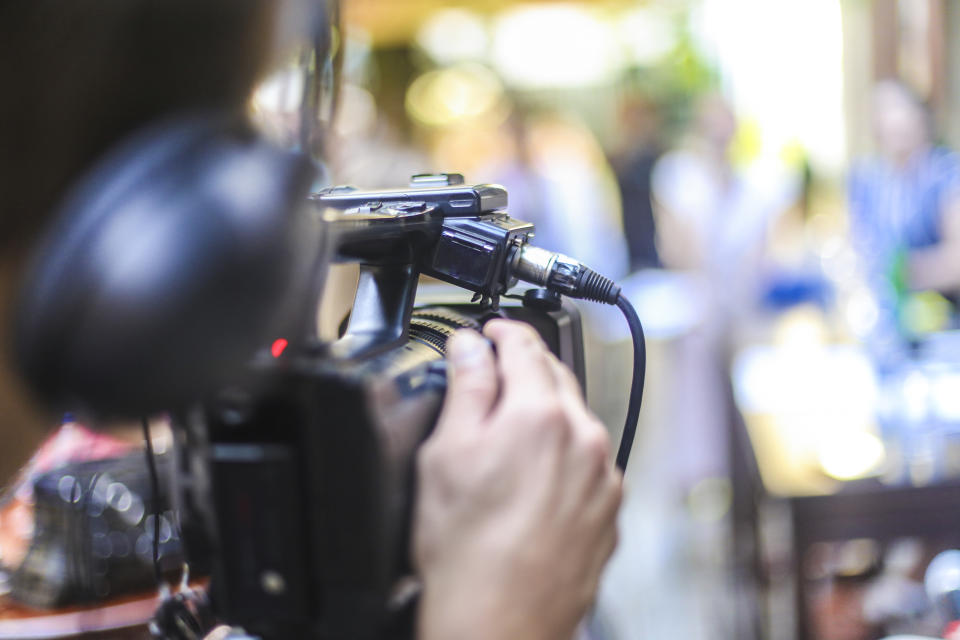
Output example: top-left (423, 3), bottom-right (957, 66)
top-left (545, 259), bottom-right (645, 471)
top-left (614, 294), bottom-right (645, 471)
top-left (562, 264), bottom-right (645, 470)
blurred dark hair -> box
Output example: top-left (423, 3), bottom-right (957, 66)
top-left (0, 0), bottom-right (277, 266)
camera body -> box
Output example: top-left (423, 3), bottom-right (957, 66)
top-left (171, 175), bottom-right (587, 639)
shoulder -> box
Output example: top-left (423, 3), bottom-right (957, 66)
top-left (923, 146), bottom-right (960, 183)
top-left (847, 157), bottom-right (881, 190)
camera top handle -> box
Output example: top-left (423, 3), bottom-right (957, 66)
top-left (314, 177), bottom-right (531, 360)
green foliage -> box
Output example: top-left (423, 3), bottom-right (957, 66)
top-left (619, 20), bottom-right (719, 144)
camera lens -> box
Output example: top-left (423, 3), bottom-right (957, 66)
top-left (408, 307), bottom-right (482, 355)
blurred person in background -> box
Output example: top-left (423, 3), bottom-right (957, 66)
top-left (848, 80), bottom-right (960, 371)
top-left (650, 93), bottom-right (797, 490)
top-left (653, 93), bottom-right (794, 325)
top-left (610, 95), bottom-right (663, 272)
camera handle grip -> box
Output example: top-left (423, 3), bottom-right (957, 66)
top-left (331, 262), bottom-right (420, 359)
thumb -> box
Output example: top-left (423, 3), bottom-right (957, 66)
top-left (437, 329), bottom-right (498, 432)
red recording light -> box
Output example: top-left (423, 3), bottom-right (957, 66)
top-left (271, 338), bottom-right (288, 358)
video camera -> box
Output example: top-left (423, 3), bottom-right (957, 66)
top-left (164, 174), bottom-right (645, 639)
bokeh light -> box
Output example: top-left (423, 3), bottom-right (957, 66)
top-left (491, 5), bottom-right (620, 89)
top-left (416, 8), bottom-right (488, 65)
top-left (405, 63), bottom-right (506, 128)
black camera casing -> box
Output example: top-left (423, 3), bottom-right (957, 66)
top-left (174, 300), bottom-right (584, 640)
top-left (173, 176), bottom-right (588, 639)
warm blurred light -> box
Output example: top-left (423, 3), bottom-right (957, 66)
top-left (416, 8), bottom-right (488, 65)
top-left (687, 477), bottom-right (732, 523)
top-left (491, 5), bottom-right (619, 89)
top-left (430, 124), bottom-right (514, 177)
top-left (405, 63), bottom-right (505, 128)
top-left (251, 65), bottom-right (304, 148)
top-left (253, 66), bottom-right (303, 116)
top-left (334, 84), bottom-right (378, 137)
top-left (736, 343), bottom-right (878, 417)
top-left (818, 430), bottom-right (886, 481)
top-left (902, 291), bottom-right (953, 335)
top-left (618, 6), bottom-right (677, 65)
top-left (773, 308), bottom-right (829, 350)
top-left (733, 309), bottom-right (883, 494)
top-left (695, 0), bottom-right (846, 172)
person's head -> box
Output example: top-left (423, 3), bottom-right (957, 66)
top-left (0, 1), bottom-right (292, 476)
top-left (5, 1), bottom-right (342, 422)
top-left (871, 79), bottom-right (931, 165)
top-left (691, 92), bottom-right (737, 152)
top-left (0, 0), bottom-right (280, 280)
top-left (617, 94), bottom-right (661, 150)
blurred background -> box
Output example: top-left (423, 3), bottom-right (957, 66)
top-left (321, 1), bottom-right (960, 639)
top-left (10, 1), bottom-right (960, 639)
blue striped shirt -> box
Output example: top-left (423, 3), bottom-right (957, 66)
top-left (848, 146), bottom-right (960, 369)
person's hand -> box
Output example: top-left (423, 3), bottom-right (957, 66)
top-left (413, 319), bottom-right (622, 640)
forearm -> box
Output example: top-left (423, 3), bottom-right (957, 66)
top-left (418, 580), bottom-right (564, 640)
top-left (417, 548), bottom-right (582, 640)
top-left (910, 195), bottom-right (960, 292)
